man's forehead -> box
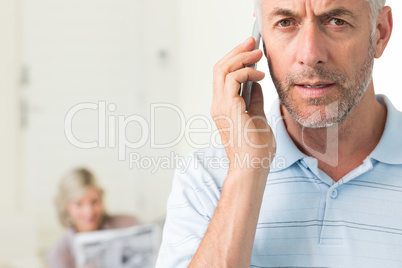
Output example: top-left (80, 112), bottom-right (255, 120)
top-left (261, 0), bottom-right (366, 15)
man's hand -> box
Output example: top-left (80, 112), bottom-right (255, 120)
top-left (189, 37), bottom-right (276, 267)
top-left (211, 36), bottom-right (276, 175)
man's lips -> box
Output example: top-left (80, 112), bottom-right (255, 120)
top-left (295, 83), bottom-right (336, 98)
top-left (296, 82), bottom-right (335, 87)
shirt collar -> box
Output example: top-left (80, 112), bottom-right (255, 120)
top-left (369, 94), bottom-right (402, 165)
top-left (267, 94), bottom-right (402, 172)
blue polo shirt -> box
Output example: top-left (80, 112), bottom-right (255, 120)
top-left (156, 94), bottom-right (402, 267)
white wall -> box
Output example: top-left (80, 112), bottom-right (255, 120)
top-left (0, 0), bottom-right (20, 218)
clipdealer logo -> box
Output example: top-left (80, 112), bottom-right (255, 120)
top-left (64, 101), bottom-right (223, 161)
top-left (64, 100), bottom-right (340, 172)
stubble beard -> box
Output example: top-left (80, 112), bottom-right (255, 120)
top-left (268, 38), bottom-right (376, 129)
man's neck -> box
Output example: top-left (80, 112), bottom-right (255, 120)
top-left (281, 83), bottom-right (387, 182)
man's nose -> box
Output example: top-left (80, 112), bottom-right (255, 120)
top-left (296, 23), bottom-right (328, 68)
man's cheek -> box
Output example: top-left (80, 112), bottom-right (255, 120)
top-left (271, 54), bottom-right (290, 75)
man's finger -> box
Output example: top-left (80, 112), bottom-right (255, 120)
top-left (213, 37), bottom-right (257, 95)
top-left (218, 37), bottom-right (256, 66)
top-left (223, 68), bottom-right (265, 98)
top-left (225, 49), bottom-right (263, 74)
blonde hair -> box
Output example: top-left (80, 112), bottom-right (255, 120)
top-left (55, 168), bottom-right (107, 228)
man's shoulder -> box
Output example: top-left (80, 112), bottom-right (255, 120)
top-left (177, 146), bottom-right (228, 178)
top-left (172, 146), bottom-right (228, 198)
top-left (370, 95), bottom-right (402, 165)
top-left (180, 146), bottom-right (227, 166)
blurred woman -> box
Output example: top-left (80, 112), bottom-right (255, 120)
top-left (46, 168), bottom-right (139, 268)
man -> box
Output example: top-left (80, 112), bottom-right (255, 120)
top-left (157, 0), bottom-right (398, 267)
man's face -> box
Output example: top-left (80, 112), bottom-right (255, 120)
top-left (261, 0), bottom-right (375, 128)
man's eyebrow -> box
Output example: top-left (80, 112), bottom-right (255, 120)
top-left (269, 7), bottom-right (357, 20)
top-left (269, 8), bottom-right (296, 18)
top-left (320, 8), bottom-right (357, 19)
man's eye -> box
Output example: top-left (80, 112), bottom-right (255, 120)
top-left (278, 20), bottom-right (293, 27)
top-left (329, 18), bottom-right (346, 26)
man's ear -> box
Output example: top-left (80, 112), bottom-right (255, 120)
top-left (374, 6), bottom-right (393, 58)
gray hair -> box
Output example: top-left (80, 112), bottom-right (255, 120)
top-left (55, 168), bottom-right (107, 228)
top-left (254, 0), bottom-right (386, 37)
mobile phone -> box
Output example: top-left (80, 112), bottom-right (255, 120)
top-left (240, 20), bottom-right (261, 111)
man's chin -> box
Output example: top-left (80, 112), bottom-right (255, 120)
top-left (296, 119), bottom-right (338, 129)
top-left (285, 102), bottom-right (341, 128)
top-left (304, 97), bottom-right (331, 106)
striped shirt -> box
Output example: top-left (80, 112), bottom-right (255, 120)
top-left (156, 94), bottom-right (402, 267)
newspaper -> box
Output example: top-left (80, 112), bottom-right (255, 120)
top-left (73, 224), bottom-right (161, 268)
